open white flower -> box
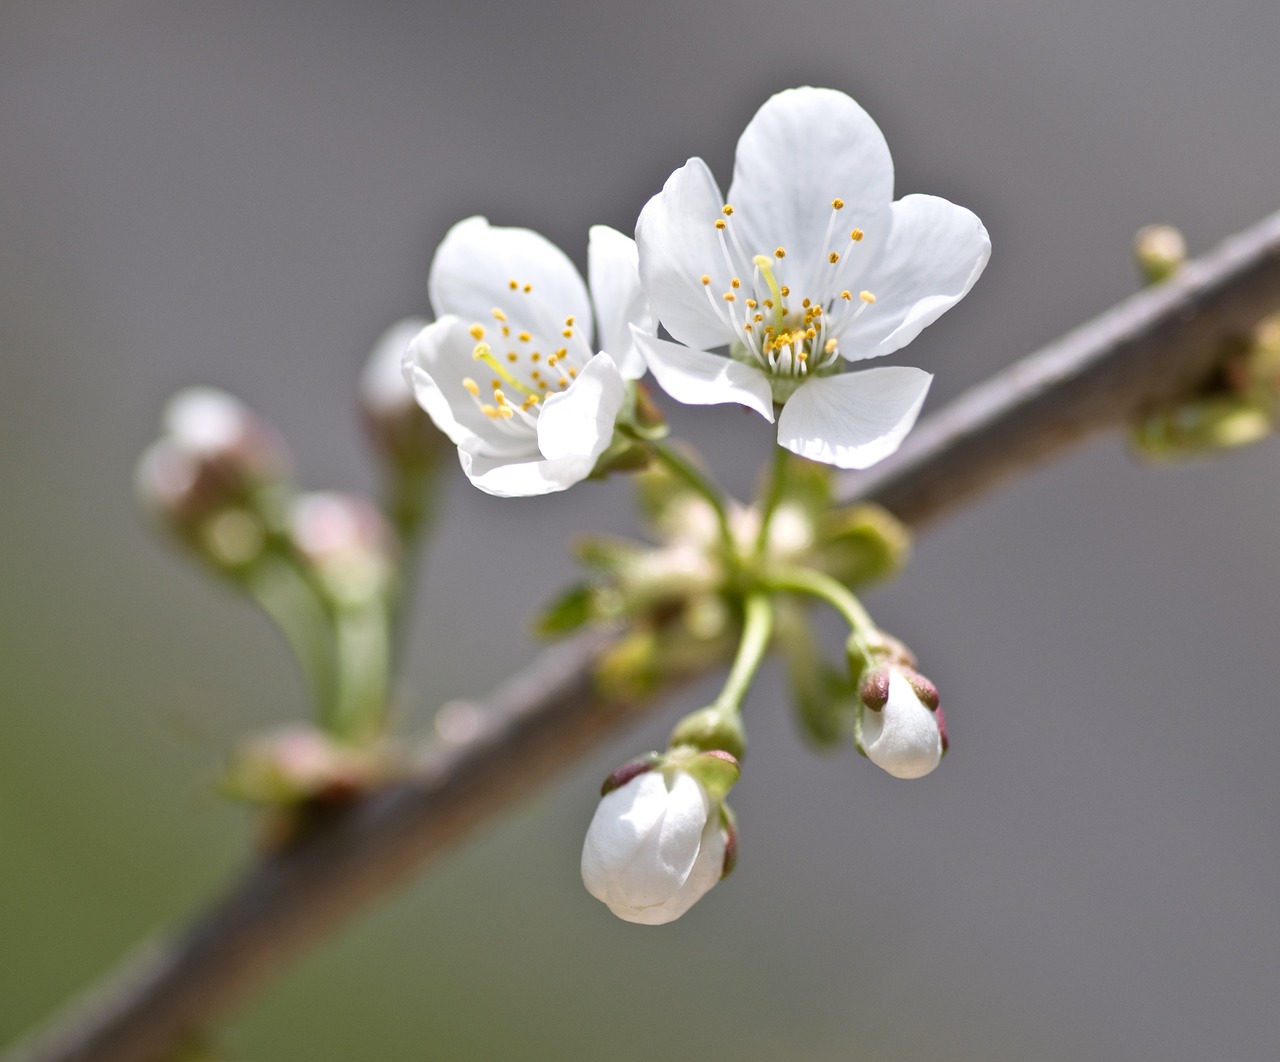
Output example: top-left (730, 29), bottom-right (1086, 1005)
top-left (581, 764), bottom-right (731, 926)
top-left (404, 217), bottom-right (654, 497)
top-left (859, 667), bottom-right (948, 779)
top-left (634, 86), bottom-right (990, 469)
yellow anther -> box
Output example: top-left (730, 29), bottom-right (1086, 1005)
top-left (564, 316), bottom-right (575, 327)
top-left (802, 298), bottom-right (811, 308)
top-left (774, 247), bottom-right (786, 259)
top-left (497, 406), bottom-right (514, 419)
top-left (518, 330), bottom-right (531, 343)
top-left (561, 328), bottom-right (574, 338)
top-left (522, 283), bottom-right (532, 293)
top-left (469, 324), bottom-right (486, 341)
top-left (714, 219), bottom-right (727, 230)
top-left (501, 326), bottom-right (511, 337)
top-left (472, 342), bottom-right (493, 360)
top-left (491, 378), bottom-right (501, 390)
top-left (805, 327), bottom-right (817, 339)
top-left (850, 229), bottom-right (864, 242)
top-left (556, 348), bottom-right (567, 358)
top-left (558, 377), bottom-right (569, 388)
top-left (722, 204), bottom-right (734, 216)
top-left (701, 274), bottom-right (712, 286)
top-left (832, 198), bottom-right (845, 210)
top-left (508, 279), bottom-right (518, 290)
top-left (494, 389), bottom-right (509, 406)
top-left (797, 350), bottom-right (808, 361)
top-left (506, 352), bottom-right (518, 363)
top-left (530, 352), bottom-right (541, 362)
top-left (731, 277), bottom-right (741, 289)
top-left (492, 308), bottom-right (508, 321)
top-left (840, 290), bottom-right (853, 300)
top-left (824, 338), bottom-right (838, 354)
top-left (722, 292), bottom-right (736, 302)
top-left (480, 404), bottom-right (498, 417)
top-left (568, 368), bottom-right (578, 378)
top-left (829, 252), bottom-right (840, 264)
top-left (746, 298), bottom-right (757, 308)
top-left (753, 313), bottom-right (763, 322)
top-left (462, 377), bottom-right (480, 396)
top-left (780, 285), bottom-right (791, 297)
top-left (860, 290), bottom-right (876, 304)
top-left (744, 324), bottom-right (754, 333)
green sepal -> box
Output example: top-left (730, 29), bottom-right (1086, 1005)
top-left (1132, 396), bottom-right (1273, 459)
top-left (673, 747), bottom-right (741, 802)
top-left (669, 704), bottom-right (747, 761)
top-left (813, 503), bottom-right (911, 588)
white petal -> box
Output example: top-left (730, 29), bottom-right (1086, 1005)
top-left (537, 353), bottom-right (625, 462)
top-left (777, 366), bottom-right (931, 469)
top-left (634, 330), bottom-right (775, 422)
top-left (613, 814), bottom-right (726, 926)
top-left (458, 444), bottom-right (595, 498)
top-left (581, 771), bottom-right (706, 909)
top-left (403, 316), bottom-right (535, 457)
top-left (588, 225), bottom-right (654, 380)
top-left (428, 216), bottom-right (593, 338)
top-left (728, 87), bottom-right (895, 268)
top-left (839, 195), bottom-right (991, 361)
top-left (862, 671), bottom-right (944, 779)
top-left (635, 158), bottom-right (736, 351)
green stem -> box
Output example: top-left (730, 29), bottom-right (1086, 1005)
top-left (754, 443), bottom-right (790, 558)
top-left (328, 601), bottom-right (392, 742)
top-left (246, 555), bottom-right (340, 720)
top-left (760, 565), bottom-right (880, 660)
top-left (714, 592), bottom-right (775, 713)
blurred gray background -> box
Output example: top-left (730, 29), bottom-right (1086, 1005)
top-left (4, 1), bottom-right (1280, 1059)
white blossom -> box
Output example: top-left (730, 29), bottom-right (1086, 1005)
top-left (404, 217), bottom-right (654, 497)
top-left (860, 668), bottom-right (946, 779)
top-left (581, 766), bottom-right (728, 925)
top-left (634, 86), bottom-right (990, 469)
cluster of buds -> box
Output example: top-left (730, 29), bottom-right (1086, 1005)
top-left (852, 635), bottom-right (948, 780)
top-left (135, 388), bottom-right (291, 571)
top-left (581, 747), bottom-right (739, 925)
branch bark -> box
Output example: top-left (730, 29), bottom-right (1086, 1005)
top-left (13, 207), bottom-right (1280, 1062)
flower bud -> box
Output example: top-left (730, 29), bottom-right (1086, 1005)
top-left (289, 492), bottom-right (396, 604)
top-left (856, 665), bottom-right (946, 779)
top-left (1133, 224), bottom-right (1186, 284)
top-left (669, 704), bottom-right (747, 761)
top-left (360, 318), bottom-right (448, 468)
top-left (581, 757), bottom-right (736, 925)
top-left (135, 388), bottom-right (289, 545)
top-left (220, 724), bottom-right (387, 806)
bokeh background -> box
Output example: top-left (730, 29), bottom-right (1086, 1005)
top-left (4, 1), bottom-right (1280, 1059)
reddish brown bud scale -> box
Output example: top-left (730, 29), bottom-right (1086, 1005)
top-left (600, 752), bottom-right (661, 796)
top-left (904, 669), bottom-right (940, 710)
top-left (859, 667), bottom-right (892, 711)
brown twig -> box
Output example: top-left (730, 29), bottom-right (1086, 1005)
top-left (12, 207), bottom-right (1280, 1062)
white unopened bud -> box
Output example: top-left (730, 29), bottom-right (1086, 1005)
top-left (858, 667), bottom-right (947, 779)
top-left (290, 492), bottom-right (395, 603)
top-left (360, 318), bottom-right (445, 467)
top-left (135, 388), bottom-right (289, 536)
top-left (581, 763), bottom-right (734, 925)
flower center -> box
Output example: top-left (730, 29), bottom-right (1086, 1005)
top-left (458, 278), bottom-right (596, 430)
top-left (699, 200), bottom-right (876, 385)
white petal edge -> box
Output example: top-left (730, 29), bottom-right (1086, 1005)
top-left (635, 158), bottom-right (736, 351)
top-left (402, 316), bottom-right (536, 458)
top-left (458, 443), bottom-right (596, 498)
top-left (777, 365), bottom-right (931, 469)
top-left (839, 194), bottom-right (991, 362)
top-left (634, 329), bottom-right (775, 422)
top-left (728, 87), bottom-right (895, 268)
top-left (588, 225), bottom-right (654, 380)
top-left (537, 353), bottom-right (625, 462)
top-left (428, 216), bottom-right (593, 338)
